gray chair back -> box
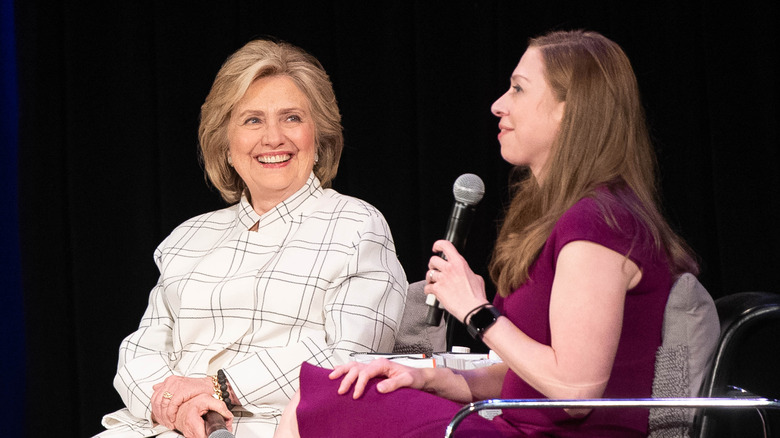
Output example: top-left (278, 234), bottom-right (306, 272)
top-left (393, 280), bottom-right (446, 355)
top-left (649, 273), bottom-right (720, 437)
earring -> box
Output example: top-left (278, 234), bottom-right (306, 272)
top-left (314, 152), bottom-right (319, 164)
top-left (227, 155), bottom-right (233, 166)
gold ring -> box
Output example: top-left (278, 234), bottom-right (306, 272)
top-left (162, 391), bottom-right (173, 399)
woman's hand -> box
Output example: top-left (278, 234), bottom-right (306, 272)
top-left (172, 393), bottom-right (234, 438)
top-left (425, 239), bottom-right (490, 322)
top-left (151, 375), bottom-right (214, 430)
top-left (329, 359), bottom-right (426, 399)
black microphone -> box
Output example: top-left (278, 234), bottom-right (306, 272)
top-left (425, 173), bottom-right (485, 326)
top-left (203, 410), bottom-right (235, 438)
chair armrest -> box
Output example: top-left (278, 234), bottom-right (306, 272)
top-left (444, 397), bottom-right (780, 438)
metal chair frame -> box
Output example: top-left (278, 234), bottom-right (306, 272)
top-left (445, 397), bottom-right (780, 438)
top-left (445, 291), bottom-right (780, 437)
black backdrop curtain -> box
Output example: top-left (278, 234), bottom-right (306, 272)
top-left (14, 1), bottom-right (778, 436)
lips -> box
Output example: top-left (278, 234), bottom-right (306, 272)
top-left (256, 153), bottom-right (292, 164)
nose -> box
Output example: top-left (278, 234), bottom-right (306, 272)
top-left (262, 120), bottom-right (285, 147)
top-left (491, 91), bottom-right (509, 117)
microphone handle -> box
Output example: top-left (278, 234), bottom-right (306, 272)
top-left (203, 410), bottom-right (235, 438)
top-left (425, 202), bottom-right (477, 326)
top-left (425, 302), bottom-right (444, 326)
top-left (442, 205), bottom-right (475, 251)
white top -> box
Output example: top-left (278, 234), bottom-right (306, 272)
top-left (100, 173), bottom-right (407, 437)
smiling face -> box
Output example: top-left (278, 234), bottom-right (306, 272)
top-left (490, 47), bottom-right (565, 179)
top-left (227, 75), bottom-right (317, 214)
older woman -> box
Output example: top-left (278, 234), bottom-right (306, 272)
top-left (274, 29), bottom-right (699, 438)
top-left (96, 40), bottom-right (407, 438)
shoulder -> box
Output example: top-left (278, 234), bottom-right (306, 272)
top-left (558, 187), bottom-right (637, 230)
top-left (156, 203), bottom-right (240, 250)
top-left (313, 190), bottom-right (397, 246)
top-left (316, 189), bottom-right (388, 222)
top-left (174, 203), bottom-right (240, 231)
top-left (552, 187), bottom-right (644, 255)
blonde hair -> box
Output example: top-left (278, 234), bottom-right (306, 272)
top-left (489, 30), bottom-right (698, 297)
top-left (199, 39), bottom-right (343, 203)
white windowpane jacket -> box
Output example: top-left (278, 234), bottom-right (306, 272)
top-left (98, 174), bottom-right (407, 437)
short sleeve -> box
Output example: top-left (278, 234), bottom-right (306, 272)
top-left (550, 191), bottom-right (649, 269)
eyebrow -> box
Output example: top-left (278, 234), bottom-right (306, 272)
top-left (511, 74), bottom-right (530, 83)
top-left (234, 107), bottom-right (307, 117)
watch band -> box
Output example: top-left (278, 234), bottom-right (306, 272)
top-left (466, 304), bottom-right (501, 340)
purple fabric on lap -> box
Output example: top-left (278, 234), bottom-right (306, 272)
top-left (296, 362), bottom-right (515, 438)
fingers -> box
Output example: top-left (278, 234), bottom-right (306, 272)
top-left (358, 360), bottom-right (419, 398)
top-left (352, 367), bottom-right (376, 399)
top-left (424, 240), bottom-right (491, 322)
top-left (223, 409), bottom-right (235, 432)
top-left (152, 375), bottom-right (215, 431)
top-left (375, 373), bottom-right (413, 394)
top-left (174, 403), bottom-right (207, 438)
top-left (328, 361), bottom-right (357, 379)
top-left (329, 359), bottom-right (400, 399)
top-left (175, 394), bottom-right (232, 438)
top-left (163, 391), bottom-right (183, 431)
top-left (337, 366), bottom-right (362, 396)
top-left (207, 402), bottom-right (235, 433)
top-left (430, 240), bottom-right (458, 263)
top-left (151, 385), bottom-right (176, 430)
top-left (428, 240), bottom-right (464, 276)
top-left (329, 362), bottom-right (360, 394)
top-left (427, 243), bottom-right (451, 287)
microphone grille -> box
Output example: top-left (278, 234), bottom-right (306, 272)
top-left (452, 173), bottom-right (485, 206)
top-left (209, 429), bottom-right (235, 438)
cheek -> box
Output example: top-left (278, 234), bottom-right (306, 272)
top-left (294, 128), bottom-right (317, 155)
top-left (229, 131), bottom-right (255, 151)
top-left (302, 127), bottom-right (316, 148)
top-left (226, 127), bottom-right (242, 151)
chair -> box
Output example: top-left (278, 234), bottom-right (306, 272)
top-left (445, 275), bottom-right (780, 438)
top-left (695, 292), bottom-right (780, 437)
top-left (393, 280), bottom-right (447, 355)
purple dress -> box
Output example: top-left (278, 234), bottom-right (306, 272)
top-left (296, 186), bottom-right (672, 437)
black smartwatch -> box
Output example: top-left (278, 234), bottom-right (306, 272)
top-left (466, 304), bottom-right (502, 340)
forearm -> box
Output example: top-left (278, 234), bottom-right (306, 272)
top-left (479, 243), bottom-right (633, 401)
top-left (329, 215), bottom-right (408, 352)
top-left (481, 318), bottom-right (608, 399)
top-left (224, 270), bottom-right (405, 412)
top-left (114, 275), bottom-right (179, 420)
top-left (114, 319), bottom-right (177, 421)
top-left (324, 274), bottom-right (406, 356)
top-left (224, 337), bottom-right (337, 413)
top-left (418, 367), bottom-right (473, 403)
top-left (451, 363), bottom-right (508, 401)
top-left (414, 362), bottom-right (506, 404)
top-left (114, 352), bottom-right (175, 422)
top-left (225, 319), bottom-right (400, 413)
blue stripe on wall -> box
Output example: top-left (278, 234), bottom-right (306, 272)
top-left (0, 0), bottom-right (25, 425)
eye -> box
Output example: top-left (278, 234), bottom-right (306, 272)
top-left (512, 85), bottom-right (523, 93)
top-left (243, 117), bottom-right (261, 125)
top-left (285, 114), bottom-right (303, 122)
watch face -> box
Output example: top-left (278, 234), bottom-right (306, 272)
top-left (468, 305), bottom-right (501, 339)
top-left (474, 306), bottom-right (500, 326)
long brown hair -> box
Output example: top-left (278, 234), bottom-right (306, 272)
top-left (489, 30), bottom-right (698, 297)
